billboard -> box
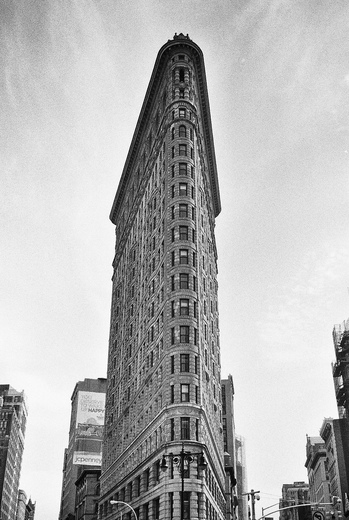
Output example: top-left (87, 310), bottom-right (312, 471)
top-left (73, 391), bottom-right (105, 466)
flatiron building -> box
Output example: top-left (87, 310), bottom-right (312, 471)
top-left (100, 33), bottom-right (225, 520)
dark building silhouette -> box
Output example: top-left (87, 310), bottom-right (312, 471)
top-left (332, 319), bottom-right (349, 419)
top-left (221, 376), bottom-right (238, 520)
top-left (279, 482), bottom-right (311, 520)
top-left (100, 33), bottom-right (225, 520)
top-left (75, 468), bottom-right (101, 520)
top-left (24, 498), bottom-right (35, 520)
top-left (0, 385), bottom-right (27, 520)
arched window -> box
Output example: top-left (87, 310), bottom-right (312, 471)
top-left (179, 125), bottom-right (186, 138)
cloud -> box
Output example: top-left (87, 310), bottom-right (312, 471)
top-left (257, 244), bottom-right (349, 363)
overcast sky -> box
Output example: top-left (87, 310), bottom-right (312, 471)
top-left (1, 1), bottom-right (349, 519)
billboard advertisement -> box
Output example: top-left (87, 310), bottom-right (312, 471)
top-left (73, 391), bottom-right (105, 466)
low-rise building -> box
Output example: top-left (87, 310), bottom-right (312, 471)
top-left (320, 417), bottom-right (349, 517)
top-left (0, 385), bottom-right (28, 520)
top-left (304, 436), bottom-right (330, 506)
top-left (75, 468), bottom-right (100, 520)
top-left (280, 482), bottom-right (311, 520)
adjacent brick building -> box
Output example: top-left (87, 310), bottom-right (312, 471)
top-left (320, 418), bottom-right (349, 517)
top-left (304, 436), bottom-right (330, 507)
top-left (0, 385), bottom-right (27, 520)
top-left (58, 378), bottom-right (106, 520)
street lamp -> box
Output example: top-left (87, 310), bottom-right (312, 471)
top-left (160, 443), bottom-right (207, 520)
top-left (241, 490), bottom-right (260, 520)
top-left (110, 500), bottom-right (138, 520)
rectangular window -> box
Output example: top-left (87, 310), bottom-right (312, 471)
top-left (180, 353), bottom-right (190, 372)
top-left (179, 204), bottom-right (188, 218)
top-left (171, 301), bottom-right (175, 318)
top-left (171, 355), bottom-right (175, 374)
top-left (179, 144), bottom-right (187, 156)
top-left (172, 146), bottom-right (175, 158)
top-left (171, 185), bottom-right (175, 198)
top-left (171, 418), bottom-right (175, 440)
top-left (179, 226), bottom-right (188, 240)
top-left (171, 206), bottom-right (175, 219)
top-left (154, 498), bottom-right (160, 520)
top-left (195, 386), bottom-right (198, 404)
top-left (171, 385), bottom-right (175, 403)
top-left (194, 356), bottom-right (198, 374)
top-left (171, 251), bottom-right (175, 266)
top-left (181, 384), bottom-right (189, 402)
top-left (183, 492), bottom-right (190, 518)
top-left (193, 276), bottom-right (197, 292)
top-left (194, 328), bottom-right (197, 345)
top-left (171, 327), bottom-right (175, 345)
top-left (179, 273), bottom-right (189, 289)
top-left (171, 228), bottom-right (175, 242)
top-left (181, 417), bottom-right (190, 440)
top-left (193, 301), bottom-right (197, 318)
top-left (180, 325), bottom-right (189, 343)
top-left (180, 298), bottom-right (189, 315)
top-left (179, 249), bottom-right (189, 264)
top-left (179, 89), bottom-right (185, 98)
top-left (171, 275), bottom-right (175, 291)
top-left (179, 183), bottom-right (188, 196)
top-left (179, 162), bottom-right (187, 176)
top-left (169, 492), bottom-right (174, 520)
top-left (179, 108), bottom-right (186, 118)
top-left (144, 469), bottom-right (150, 491)
top-left (154, 462), bottom-right (160, 484)
top-left (172, 164), bottom-right (175, 177)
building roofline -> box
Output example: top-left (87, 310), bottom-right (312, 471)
top-left (110, 33), bottom-right (221, 225)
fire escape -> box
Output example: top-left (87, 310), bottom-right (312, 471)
top-left (332, 320), bottom-right (349, 418)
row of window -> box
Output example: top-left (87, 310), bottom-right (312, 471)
top-left (172, 107), bottom-right (191, 120)
top-left (171, 226), bottom-right (195, 242)
top-left (171, 249), bottom-right (196, 267)
top-left (171, 273), bottom-right (196, 291)
top-left (171, 326), bottom-right (197, 345)
top-left (171, 353), bottom-right (198, 373)
top-left (171, 416), bottom-right (197, 441)
top-left (171, 161), bottom-right (194, 177)
top-left (171, 144), bottom-right (194, 159)
top-left (171, 125), bottom-right (193, 140)
top-left (171, 203), bottom-right (195, 219)
top-left (170, 298), bottom-right (197, 318)
top-left (170, 384), bottom-right (199, 405)
top-left (171, 182), bottom-right (194, 198)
